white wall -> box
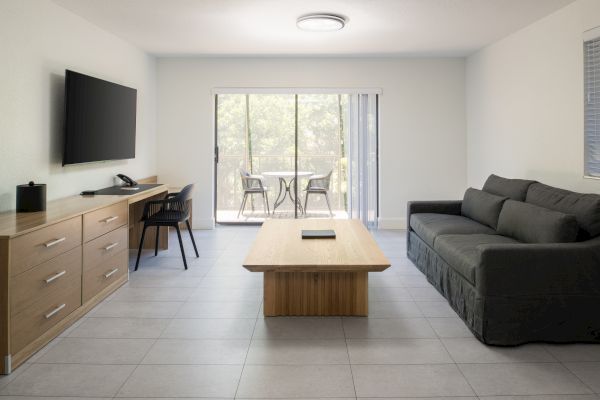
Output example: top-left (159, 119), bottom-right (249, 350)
top-left (0, 0), bottom-right (157, 212)
top-left (466, 0), bottom-right (600, 193)
top-left (157, 57), bottom-right (467, 228)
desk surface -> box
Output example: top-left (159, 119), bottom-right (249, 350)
top-left (0, 184), bottom-right (169, 239)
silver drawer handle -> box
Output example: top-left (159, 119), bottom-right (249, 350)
top-left (102, 216), bottom-right (119, 223)
top-left (104, 242), bottom-right (119, 251)
top-left (45, 270), bottom-right (66, 284)
top-left (44, 237), bottom-right (66, 248)
top-left (104, 268), bottom-right (119, 279)
top-left (45, 303), bottom-right (66, 319)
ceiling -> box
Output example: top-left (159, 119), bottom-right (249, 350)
top-left (53, 0), bottom-right (575, 57)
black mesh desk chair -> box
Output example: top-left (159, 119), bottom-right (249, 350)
top-left (134, 184), bottom-right (199, 270)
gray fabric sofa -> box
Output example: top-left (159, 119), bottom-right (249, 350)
top-left (407, 174), bottom-right (600, 345)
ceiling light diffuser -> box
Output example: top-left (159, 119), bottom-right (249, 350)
top-left (297, 14), bottom-right (346, 32)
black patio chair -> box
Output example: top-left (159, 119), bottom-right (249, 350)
top-left (134, 184), bottom-right (199, 270)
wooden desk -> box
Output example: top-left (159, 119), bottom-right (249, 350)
top-left (0, 180), bottom-right (185, 374)
top-left (244, 219), bottom-right (390, 316)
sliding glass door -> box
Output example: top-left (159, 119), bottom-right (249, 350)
top-left (215, 91), bottom-right (378, 227)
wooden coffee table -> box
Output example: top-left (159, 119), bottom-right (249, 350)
top-left (243, 219), bottom-right (390, 316)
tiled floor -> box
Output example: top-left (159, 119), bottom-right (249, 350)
top-left (1, 226), bottom-right (599, 399)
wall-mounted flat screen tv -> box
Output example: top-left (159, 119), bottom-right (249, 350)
top-left (63, 70), bottom-right (137, 165)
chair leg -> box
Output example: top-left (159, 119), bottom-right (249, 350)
top-left (175, 225), bottom-right (188, 270)
top-left (135, 223), bottom-right (148, 271)
top-left (237, 193), bottom-right (247, 218)
top-left (186, 220), bottom-right (199, 257)
top-left (154, 226), bottom-right (160, 256)
top-left (304, 192), bottom-right (310, 215)
top-left (265, 191), bottom-right (270, 215)
top-left (325, 192), bottom-right (333, 217)
top-left (262, 192), bottom-right (268, 216)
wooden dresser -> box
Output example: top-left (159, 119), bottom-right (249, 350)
top-left (0, 183), bottom-right (170, 374)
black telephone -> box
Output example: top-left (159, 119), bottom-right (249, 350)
top-left (117, 174), bottom-right (138, 187)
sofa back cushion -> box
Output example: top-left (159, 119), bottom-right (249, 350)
top-left (497, 200), bottom-right (579, 243)
top-left (461, 188), bottom-right (507, 229)
top-left (482, 174), bottom-right (536, 201)
top-left (525, 183), bottom-right (600, 239)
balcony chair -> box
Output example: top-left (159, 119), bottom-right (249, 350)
top-left (134, 184), bottom-right (198, 271)
top-left (238, 169), bottom-right (270, 218)
top-left (304, 170), bottom-right (333, 217)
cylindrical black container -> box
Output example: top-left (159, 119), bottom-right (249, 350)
top-left (16, 182), bottom-right (46, 212)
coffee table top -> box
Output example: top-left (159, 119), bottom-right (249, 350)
top-left (243, 219), bottom-right (391, 272)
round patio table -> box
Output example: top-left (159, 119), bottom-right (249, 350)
top-left (262, 171), bottom-right (313, 214)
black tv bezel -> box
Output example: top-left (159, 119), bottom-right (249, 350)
top-left (62, 69), bottom-right (137, 166)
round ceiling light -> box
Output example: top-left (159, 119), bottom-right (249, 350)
top-left (297, 14), bottom-right (346, 32)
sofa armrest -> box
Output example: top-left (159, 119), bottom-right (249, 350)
top-left (476, 238), bottom-right (600, 296)
top-left (406, 200), bottom-right (462, 231)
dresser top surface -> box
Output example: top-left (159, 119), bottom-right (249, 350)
top-left (0, 184), bottom-right (169, 239)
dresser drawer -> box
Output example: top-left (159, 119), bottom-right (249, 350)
top-left (10, 216), bottom-right (82, 276)
top-left (83, 249), bottom-right (127, 303)
top-left (83, 226), bottom-right (128, 271)
top-left (83, 202), bottom-right (127, 242)
top-left (11, 246), bottom-right (82, 316)
top-left (11, 286), bottom-right (81, 353)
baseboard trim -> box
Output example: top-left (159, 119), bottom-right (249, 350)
top-left (378, 217), bottom-right (407, 230)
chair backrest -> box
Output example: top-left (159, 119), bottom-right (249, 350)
top-left (308, 170), bottom-right (333, 190)
top-left (239, 169), bottom-right (262, 190)
top-left (172, 183), bottom-right (194, 203)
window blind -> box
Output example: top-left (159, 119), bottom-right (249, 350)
top-left (585, 37), bottom-right (600, 177)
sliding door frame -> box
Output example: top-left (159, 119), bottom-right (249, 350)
top-left (212, 88), bottom-right (382, 226)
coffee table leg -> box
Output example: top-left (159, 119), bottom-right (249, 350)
top-left (263, 271), bottom-right (368, 316)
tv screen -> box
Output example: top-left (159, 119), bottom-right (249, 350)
top-left (63, 70), bottom-right (137, 165)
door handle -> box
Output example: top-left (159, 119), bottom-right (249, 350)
top-left (104, 242), bottom-right (119, 251)
top-left (102, 216), bottom-right (119, 223)
top-left (104, 268), bottom-right (119, 279)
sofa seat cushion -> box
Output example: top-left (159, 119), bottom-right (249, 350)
top-left (410, 213), bottom-right (497, 247)
top-left (434, 234), bottom-right (520, 284)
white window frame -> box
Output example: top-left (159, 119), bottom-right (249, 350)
top-left (584, 26), bottom-right (600, 179)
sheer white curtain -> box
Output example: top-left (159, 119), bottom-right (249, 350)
top-left (347, 93), bottom-right (379, 229)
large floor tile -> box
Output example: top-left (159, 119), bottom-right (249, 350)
top-left (352, 364), bottom-right (475, 397)
top-left (459, 363), bottom-right (593, 396)
top-left (368, 287), bottom-right (413, 301)
top-left (35, 338), bottom-right (154, 364)
top-left (546, 344), bottom-right (600, 362)
top-left (408, 287), bottom-right (446, 301)
top-left (253, 317), bottom-right (345, 339)
top-left (343, 317), bottom-right (437, 339)
top-left (478, 395), bottom-right (600, 400)
top-left (117, 365), bottom-right (242, 398)
top-left (368, 301), bottom-right (423, 318)
top-left (161, 318), bottom-right (256, 339)
top-left (1, 364), bottom-right (134, 397)
top-left (188, 287), bottom-right (262, 302)
top-left (142, 339), bottom-right (249, 364)
top-left (176, 301), bottom-right (261, 318)
top-left (88, 301), bottom-right (183, 318)
top-left (237, 365), bottom-right (355, 398)
top-left (246, 339), bottom-right (349, 365)
top-left (442, 338), bottom-right (556, 363)
top-left (68, 317), bottom-right (169, 339)
top-left (416, 301), bottom-right (458, 317)
top-left (128, 275), bottom-right (204, 288)
top-left (348, 338), bottom-right (453, 364)
top-left (427, 317), bottom-right (474, 338)
top-left (565, 362), bottom-right (600, 392)
top-left (110, 287), bottom-right (195, 302)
